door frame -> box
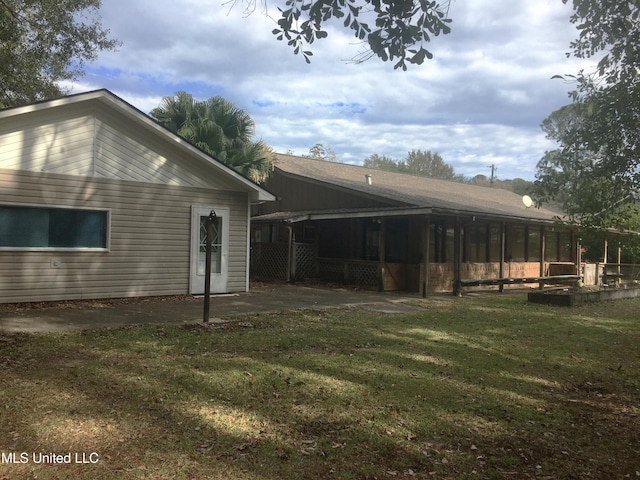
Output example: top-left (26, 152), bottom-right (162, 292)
top-left (189, 205), bottom-right (230, 295)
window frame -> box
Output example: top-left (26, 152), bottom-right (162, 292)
top-left (0, 203), bottom-right (111, 252)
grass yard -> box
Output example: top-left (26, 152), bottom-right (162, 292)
top-left (1, 292), bottom-right (639, 479)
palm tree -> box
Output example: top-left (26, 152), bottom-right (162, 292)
top-left (150, 92), bottom-right (273, 182)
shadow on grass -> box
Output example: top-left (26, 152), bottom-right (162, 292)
top-left (1, 293), bottom-right (639, 479)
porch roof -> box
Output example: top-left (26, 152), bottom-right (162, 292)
top-left (251, 204), bottom-right (564, 225)
top-left (270, 154), bottom-right (565, 223)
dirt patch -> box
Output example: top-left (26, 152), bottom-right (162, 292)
top-left (0, 294), bottom-right (198, 314)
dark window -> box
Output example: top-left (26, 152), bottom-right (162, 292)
top-left (385, 218), bottom-right (408, 263)
top-left (364, 221), bottom-right (380, 260)
top-left (546, 230), bottom-right (559, 262)
top-left (466, 224), bottom-right (488, 262)
top-left (318, 219), bottom-right (349, 258)
top-left (528, 227), bottom-right (541, 262)
top-left (509, 225), bottom-right (526, 262)
top-left (489, 224), bottom-right (502, 262)
top-left (559, 231), bottom-right (573, 262)
top-left (0, 206), bottom-right (108, 249)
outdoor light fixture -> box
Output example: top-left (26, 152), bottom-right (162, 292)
top-left (203, 209), bottom-right (217, 323)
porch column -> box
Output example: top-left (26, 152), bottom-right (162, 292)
top-left (617, 241), bottom-right (622, 285)
top-left (286, 224), bottom-right (293, 283)
top-left (602, 239), bottom-right (608, 285)
top-left (378, 218), bottom-right (386, 292)
top-left (453, 217), bottom-right (462, 296)
top-left (499, 221), bottom-right (506, 293)
top-left (539, 226), bottom-right (546, 290)
top-left (576, 236), bottom-right (582, 282)
top-left (422, 216), bottom-right (431, 297)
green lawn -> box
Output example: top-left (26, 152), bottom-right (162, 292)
top-left (1, 293), bottom-right (639, 479)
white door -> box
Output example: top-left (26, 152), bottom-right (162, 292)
top-left (190, 205), bottom-right (229, 294)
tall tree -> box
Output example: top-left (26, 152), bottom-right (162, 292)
top-left (405, 149), bottom-right (455, 180)
top-left (0, 0), bottom-right (118, 108)
top-left (236, 0), bottom-right (452, 70)
top-left (150, 92), bottom-right (273, 182)
top-left (363, 150), bottom-right (458, 180)
top-left (534, 0), bottom-right (640, 228)
top-left (363, 153), bottom-right (404, 172)
top-left (306, 143), bottom-right (337, 162)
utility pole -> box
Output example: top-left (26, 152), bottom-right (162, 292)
top-left (488, 164), bottom-right (497, 186)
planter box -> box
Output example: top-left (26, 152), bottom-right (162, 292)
top-left (528, 286), bottom-right (640, 307)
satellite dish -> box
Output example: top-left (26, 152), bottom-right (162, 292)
top-left (522, 195), bottom-right (533, 208)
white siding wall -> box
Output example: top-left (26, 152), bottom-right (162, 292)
top-left (0, 169), bottom-right (249, 303)
top-left (0, 105), bottom-right (96, 176)
top-left (0, 100), bottom-right (242, 191)
top-left (93, 107), bottom-right (240, 191)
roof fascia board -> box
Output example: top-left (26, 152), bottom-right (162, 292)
top-left (430, 208), bottom-right (567, 226)
top-left (309, 207), bottom-right (433, 221)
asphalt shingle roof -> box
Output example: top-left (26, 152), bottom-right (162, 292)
top-left (272, 154), bottom-right (563, 223)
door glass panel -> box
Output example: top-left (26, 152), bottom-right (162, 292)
top-left (197, 215), bottom-right (221, 275)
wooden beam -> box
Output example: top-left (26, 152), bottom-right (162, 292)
top-left (286, 225), bottom-right (293, 283)
top-left (423, 216), bottom-right (430, 297)
top-left (499, 221), bottom-right (506, 293)
top-left (453, 217), bottom-right (462, 296)
top-left (539, 226), bottom-right (546, 290)
top-left (378, 218), bottom-right (386, 292)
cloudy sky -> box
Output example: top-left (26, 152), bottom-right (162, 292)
top-left (68, 0), bottom-right (594, 181)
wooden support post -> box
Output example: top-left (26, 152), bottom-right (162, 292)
top-left (378, 218), bottom-right (386, 292)
top-left (577, 237), bottom-right (582, 283)
top-left (539, 226), bottom-right (546, 290)
top-left (422, 216), bottom-right (430, 297)
top-left (286, 224), bottom-right (293, 283)
top-left (617, 242), bottom-right (622, 285)
top-left (453, 217), bottom-right (462, 296)
top-left (499, 222), bottom-right (506, 293)
top-left (602, 239), bottom-right (608, 285)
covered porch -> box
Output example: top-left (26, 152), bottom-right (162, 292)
top-left (251, 207), bottom-right (589, 295)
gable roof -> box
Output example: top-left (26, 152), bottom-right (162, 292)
top-left (0, 89), bottom-right (275, 203)
top-left (269, 153), bottom-right (563, 223)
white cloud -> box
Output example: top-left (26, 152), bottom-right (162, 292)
top-left (67, 0), bottom-right (593, 181)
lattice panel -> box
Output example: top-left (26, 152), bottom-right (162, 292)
top-left (317, 260), bottom-right (379, 286)
top-left (250, 242), bottom-right (289, 280)
top-left (317, 261), bottom-right (345, 283)
top-left (293, 243), bottom-right (317, 281)
top-left (347, 263), bottom-right (378, 286)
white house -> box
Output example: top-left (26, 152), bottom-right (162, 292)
top-left (0, 89), bottom-right (274, 303)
